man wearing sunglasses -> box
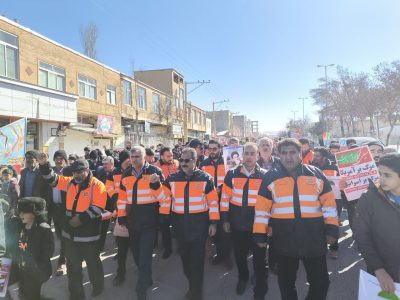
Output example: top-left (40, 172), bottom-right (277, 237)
top-left (200, 140), bottom-right (232, 267)
top-left (158, 147), bottom-right (219, 300)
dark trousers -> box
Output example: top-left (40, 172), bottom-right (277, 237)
top-left (128, 228), bottom-right (157, 294)
top-left (177, 238), bottom-right (207, 300)
top-left (115, 236), bottom-right (130, 278)
top-left (99, 219), bottom-right (110, 252)
top-left (65, 239), bottom-right (104, 299)
top-left (214, 222), bottom-right (232, 260)
top-left (51, 204), bottom-right (66, 265)
top-left (160, 222), bottom-right (172, 251)
top-left (231, 229), bottom-right (268, 298)
top-left (343, 198), bottom-right (358, 229)
top-left (329, 198), bottom-right (343, 251)
top-left (277, 254), bottom-right (329, 300)
top-left (18, 269), bottom-right (46, 300)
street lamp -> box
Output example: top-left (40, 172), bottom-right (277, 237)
top-left (291, 110), bottom-right (298, 123)
top-left (298, 97), bottom-right (308, 121)
top-left (317, 64), bottom-right (335, 131)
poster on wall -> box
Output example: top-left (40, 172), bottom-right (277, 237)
top-left (335, 146), bottom-right (379, 201)
top-left (96, 115), bottom-right (113, 134)
top-left (223, 146), bottom-right (244, 171)
top-left (0, 118), bottom-right (27, 166)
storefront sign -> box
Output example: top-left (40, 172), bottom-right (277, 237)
top-left (96, 115), bottom-right (113, 134)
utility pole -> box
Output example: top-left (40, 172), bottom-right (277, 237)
top-left (317, 64), bottom-right (335, 131)
top-left (212, 99), bottom-right (229, 137)
top-left (291, 110), bottom-right (298, 123)
top-left (183, 80), bottom-right (210, 143)
top-left (298, 97), bottom-right (308, 121)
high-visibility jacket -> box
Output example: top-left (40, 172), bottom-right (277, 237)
top-left (160, 169), bottom-right (220, 241)
top-left (302, 150), bottom-right (314, 165)
top-left (253, 163), bottom-right (339, 257)
top-left (154, 159), bottom-right (179, 179)
top-left (312, 161), bottom-right (339, 177)
top-left (40, 163), bottom-right (106, 242)
top-left (220, 164), bottom-right (267, 232)
top-left (118, 162), bottom-right (165, 231)
top-left (105, 167), bottom-right (126, 212)
top-left (200, 156), bottom-right (226, 188)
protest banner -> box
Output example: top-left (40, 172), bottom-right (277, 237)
top-left (223, 146), bottom-right (243, 171)
top-left (358, 269), bottom-right (400, 300)
top-left (335, 146), bottom-right (379, 201)
top-left (0, 118), bottom-right (27, 167)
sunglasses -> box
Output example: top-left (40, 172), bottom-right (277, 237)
top-left (179, 158), bottom-right (194, 163)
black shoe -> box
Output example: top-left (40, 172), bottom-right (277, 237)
top-left (91, 286), bottom-right (104, 297)
top-left (162, 249), bottom-right (172, 259)
top-left (236, 280), bottom-right (247, 295)
top-left (113, 275), bottom-right (125, 286)
top-left (211, 255), bottom-right (223, 265)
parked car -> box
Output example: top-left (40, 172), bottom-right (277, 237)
top-left (338, 137), bottom-right (384, 150)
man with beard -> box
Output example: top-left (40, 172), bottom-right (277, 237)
top-left (200, 140), bottom-right (232, 267)
top-left (154, 147), bottom-right (179, 259)
top-left (189, 139), bottom-right (206, 168)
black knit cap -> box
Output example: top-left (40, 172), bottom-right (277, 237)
top-left (70, 159), bottom-right (89, 172)
top-left (119, 150), bottom-right (130, 164)
top-left (17, 197), bottom-right (46, 216)
top-left (53, 150), bottom-right (68, 162)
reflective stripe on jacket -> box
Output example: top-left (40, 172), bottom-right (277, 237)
top-left (253, 163), bottom-right (339, 257)
top-left (221, 164), bottom-right (266, 231)
top-left (118, 163), bottom-right (165, 231)
top-left (200, 156), bottom-right (226, 188)
top-left (160, 169), bottom-right (220, 221)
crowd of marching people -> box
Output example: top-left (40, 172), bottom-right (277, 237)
top-left (0, 135), bottom-right (399, 300)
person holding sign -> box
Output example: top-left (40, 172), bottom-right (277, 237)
top-left (353, 153), bottom-right (400, 295)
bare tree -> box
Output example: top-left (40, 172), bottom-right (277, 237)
top-left (80, 21), bottom-right (99, 59)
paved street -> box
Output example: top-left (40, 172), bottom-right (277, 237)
top-left (9, 212), bottom-right (364, 300)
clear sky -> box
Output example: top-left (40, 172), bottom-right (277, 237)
top-left (3, 0), bottom-right (400, 132)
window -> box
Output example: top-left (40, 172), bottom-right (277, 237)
top-left (192, 110), bottom-right (196, 124)
top-left (123, 80), bottom-right (132, 105)
top-left (0, 29), bottom-right (19, 79)
top-left (38, 61), bottom-right (65, 91)
top-left (175, 96), bottom-right (179, 114)
top-left (173, 73), bottom-right (179, 83)
top-left (203, 114), bottom-right (206, 126)
top-left (166, 97), bottom-right (171, 115)
top-left (137, 86), bottom-right (147, 109)
top-left (106, 85), bottom-right (116, 105)
top-left (179, 88), bottom-right (184, 110)
top-left (78, 74), bottom-right (96, 100)
top-left (152, 93), bottom-right (160, 113)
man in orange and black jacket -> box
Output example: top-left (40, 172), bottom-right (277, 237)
top-left (221, 143), bottom-right (268, 300)
top-left (39, 155), bottom-right (106, 300)
top-left (253, 139), bottom-right (339, 300)
top-left (153, 146), bottom-right (179, 259)
top-left (200, 139), bottom-right (232, 266)
top-left (117, 146), bottom-right (165, 300)
top-left (159, 147), bottom-right (219, 300)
